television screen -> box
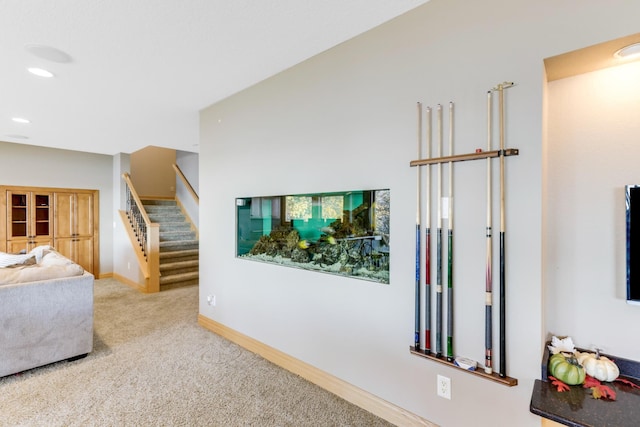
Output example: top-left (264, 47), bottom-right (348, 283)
top-left (626, 185), bottom-right (640, 305)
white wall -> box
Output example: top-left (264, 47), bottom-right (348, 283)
top-left (0, 141), bottom-right (114, 275)
top-left (176, 150), bottom-right (199, 228)
top-left (130, 146), bottom-right (177, 198)
top-left (199, 1), bottom-right (640, 425)
top-left (545, 60), bottom-right (640, 360)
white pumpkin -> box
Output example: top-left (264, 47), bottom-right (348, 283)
top-left (576, 351), bottom-right (620, 382)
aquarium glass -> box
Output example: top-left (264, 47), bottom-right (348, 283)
top-left (236, 189), bottom-right (390, 283)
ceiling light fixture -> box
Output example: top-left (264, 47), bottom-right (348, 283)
top-left (27, 67), bottom-right (54, 78)
top-left (614, 42), bottom-right (640, 60)
top-left (24, 44), bottom-right (73, 63)
top-left (12, 117), bottom-right (31, 124)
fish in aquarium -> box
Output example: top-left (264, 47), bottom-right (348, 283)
top-left (298, 240), bottom-right (311, 249)
top-left (298, 235), bottom-right (337, 249)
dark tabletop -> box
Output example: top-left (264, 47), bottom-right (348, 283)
top-left (531, 377), bottom-right (640, 427)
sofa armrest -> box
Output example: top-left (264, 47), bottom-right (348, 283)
top-left (0, 272), bottom-right (94, 377)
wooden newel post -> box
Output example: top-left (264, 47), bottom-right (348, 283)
top-left (147, 223), bottom-right (160, 293)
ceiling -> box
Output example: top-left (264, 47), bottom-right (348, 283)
top-left (545, 32), bottom-right (640, 81)
top-left (0, 0), bottom-right (430, 156)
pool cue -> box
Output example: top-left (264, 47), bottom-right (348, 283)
top-left (496, 82), bottom-right (514, 377)
top-left (446, 102), bottom-right (454, 362)
top-left (485, 90), bottom-right (494, 374)
top-left (425, 106), bottom-right (432, 354)
top-left (435, 104), bottom-right (443, 358)
top-left (414, 102), bottom-right (422, 350)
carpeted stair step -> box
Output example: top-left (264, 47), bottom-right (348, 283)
top-left (159, 271), bottom-right (199, 287)
top-left (141, 199), bottom-right (177, 206)
top-left (160, 278), bottom-right (200, 291)
top-left (159, 248), bottom-right (199, 262)
top-left (159, 239), bottom-right (199, 252)
top-left (148, 213), bottom-right (186, 223)
top-left (159, 230), bottom-right (197, 242)
top-left (148, 212), bottom-right (184, 221)
top-left (160, 259), bottom-right (199, 276)
top-left (144, 204), bottom-right (181, 211)
top-left (159, 222), bottom-right (193, 232)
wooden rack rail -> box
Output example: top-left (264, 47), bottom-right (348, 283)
top-left (410, 148), bottom-right (519, 167)
top-left (410, 346), bottom-right (518, 386)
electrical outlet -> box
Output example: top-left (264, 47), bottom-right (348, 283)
top-left (207, 294), bottom-right (216, 306)
top-left (437, 375), bottom-right (451, 400)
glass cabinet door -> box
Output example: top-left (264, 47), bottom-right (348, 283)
top-left (8, 192), bottom-right (28, 239)
top-left (7, 191), bottom-right (52, 241)
top-left (33, 193), bottom-right (51, 237)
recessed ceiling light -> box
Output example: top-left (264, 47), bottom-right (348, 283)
top-left (12, 117), bottom-right (31, 124)
top-left (24, 44), bottom-right (72, 63)
top-left (5, 134), bottom-right (30, 140)
top-left (614, 42), bottom-right (640, 60)
top-left (27, 67), bottom-right (54, 78)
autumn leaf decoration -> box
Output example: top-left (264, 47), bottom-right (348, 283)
top-left (548, 376), bottom-right (571, 392)
top-left (549, 374), bottom-right (630, 401)
top-left (615, 377), bottom-right (640, 390)
top-left (549, 375), bottom-right (640, 400)
top-left (583, 375), bottom-right (616, 400)
top-left (582, 374), bottom-right (640, 400)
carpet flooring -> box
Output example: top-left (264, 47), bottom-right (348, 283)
top-left (0, 278), bottom-right (394, 427)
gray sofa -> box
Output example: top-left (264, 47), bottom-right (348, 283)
top-left (0, 270), bottom-right (94, 377)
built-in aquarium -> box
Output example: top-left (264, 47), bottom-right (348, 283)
top-left (236, 189), bottom-right (390, 283)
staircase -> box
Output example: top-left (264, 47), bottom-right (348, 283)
top-left (142, 199), bottom-right (199, 290)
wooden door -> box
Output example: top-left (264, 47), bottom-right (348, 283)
top-left (75, 237), bottom-right (94, 272)
top-left (53, 191), bottom-right (95, 274)
top-left (6, 237), bottom-right (53, 253)
top-left (54, 237), bottom-right (74, 262)
top-left (55, 236), bottom-right (93, 272)
top-left (54, 192), bottom-right (93, 237)
top-left (54, 192), bottom-right (74, 238)
top-left (75, 193), bottom-right (93, 237)
top-left (7, 239), bottom-right (29, 254)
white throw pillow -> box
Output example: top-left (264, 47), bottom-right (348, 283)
top-left (29, 245), bottom-right (53, 263)
top-left (0, 252), bottom-right (36, 268)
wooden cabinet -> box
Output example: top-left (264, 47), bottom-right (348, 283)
top-left (1, 186), bottom-right (99, 275)
top-left (54, 235), bottom-right (94, 273)
top-left (5, 190), bottom-right (53, 252)
top-left (54, 192), bottom-right (95, 273)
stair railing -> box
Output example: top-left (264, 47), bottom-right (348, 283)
top-left (121, 173), bottom-right (160, 293)
top-left (173, 164), bottom-right (199, 205)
